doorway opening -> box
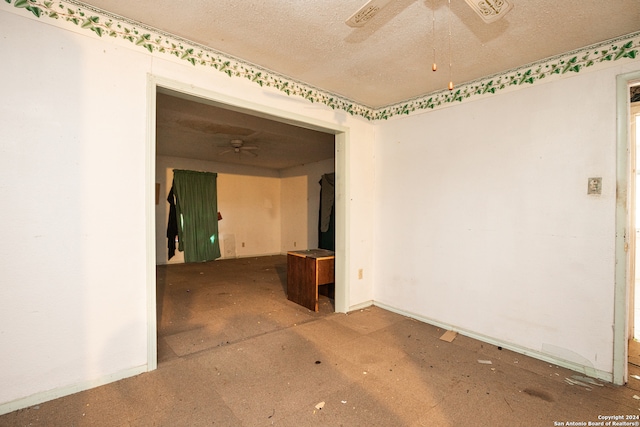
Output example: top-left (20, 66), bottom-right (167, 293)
top-left (145, 76), bottom-right (350, 370)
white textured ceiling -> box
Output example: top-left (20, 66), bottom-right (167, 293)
top-left (156, 90), bottom-right (335, 170)
top-left (78, 0), bottom-right (640, 107)
top-left (73, 0), bottom-right (640, 169)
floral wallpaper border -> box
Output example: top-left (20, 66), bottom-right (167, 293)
top-left (378, 32), bottom-right (640, 120)
top-left (4, 0), bottom-right (640, 121)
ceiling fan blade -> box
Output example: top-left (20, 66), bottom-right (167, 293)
top-left (241, 146), bottom-right (259, 150)
top-left (345, 0), bottom-right (511, 28)
top-left (245, 131), bottom-right (262, 141)
top-left (218, 149), bottom-right (233, 155)
top-left (345, 0), bottom-right (393, 28)
top-left (464, 0), bottom-right (513, 23)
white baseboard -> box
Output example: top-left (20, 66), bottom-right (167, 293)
top-left (220, 252), bottom-right (283, 260)
top-left (157, 252), bottom-right (285, 265)
top-left (0, 365), bottom-right (148, 416)
top-left (373, 301), bottom-right (614, 384)
top-left (348, 300), bottom-right (375, 312)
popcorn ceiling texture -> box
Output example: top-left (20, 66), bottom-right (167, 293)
top-left (28, 0), bottom-right (640, 110)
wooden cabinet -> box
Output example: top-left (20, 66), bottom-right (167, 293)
top-left (287, 249), bottom-right (335, 311)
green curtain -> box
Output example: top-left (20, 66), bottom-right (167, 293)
top-left (172, 169), bottom-right (221, 263)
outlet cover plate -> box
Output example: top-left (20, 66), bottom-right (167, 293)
top-left (588, 177), bottom-right (602, 195)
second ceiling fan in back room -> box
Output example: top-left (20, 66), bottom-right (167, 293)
top-left (218, 139), bottom-right (259, 157)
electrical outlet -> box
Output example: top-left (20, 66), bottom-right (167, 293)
top-left (242, 242), bottom-right (245, 247)
top-left (358, 269), bottom-right (363, 280)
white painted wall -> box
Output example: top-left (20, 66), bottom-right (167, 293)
top-left (217, 173), bottom-right (281, 258)
top-left (373, 62), bottom-right (640, 380)
top-left (0, 8), bottom-right (151, 409)
top-left (0, 6), bottom-right (374, 412)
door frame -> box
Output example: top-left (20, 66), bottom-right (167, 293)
top-left (631, 102), bottom-right (640, 343)
top-left (145, 74), bottom-right (351, 371)
top-left (614, 71), bottom-right (640, 385)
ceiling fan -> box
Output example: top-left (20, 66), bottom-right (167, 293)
top-left (218, 139), bottom-right (259, 157)
top-left (345, 0), bottom-right (513, 27)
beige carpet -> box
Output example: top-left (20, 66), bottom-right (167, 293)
top-left (2, 255), bottom-right (639, 426)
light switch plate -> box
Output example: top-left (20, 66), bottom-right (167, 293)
top-left (588, 177), bottom-right (602, 195)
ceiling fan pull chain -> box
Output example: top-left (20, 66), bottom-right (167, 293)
top-left (432, 0), bottom-right (437, 72)
top-left (448, 0), bottom-right (454, 90)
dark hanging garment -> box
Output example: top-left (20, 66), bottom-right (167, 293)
top-left (167, 183), bottom-right (178, 260)
top-left (318, 173), bottom-right (335, 251)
